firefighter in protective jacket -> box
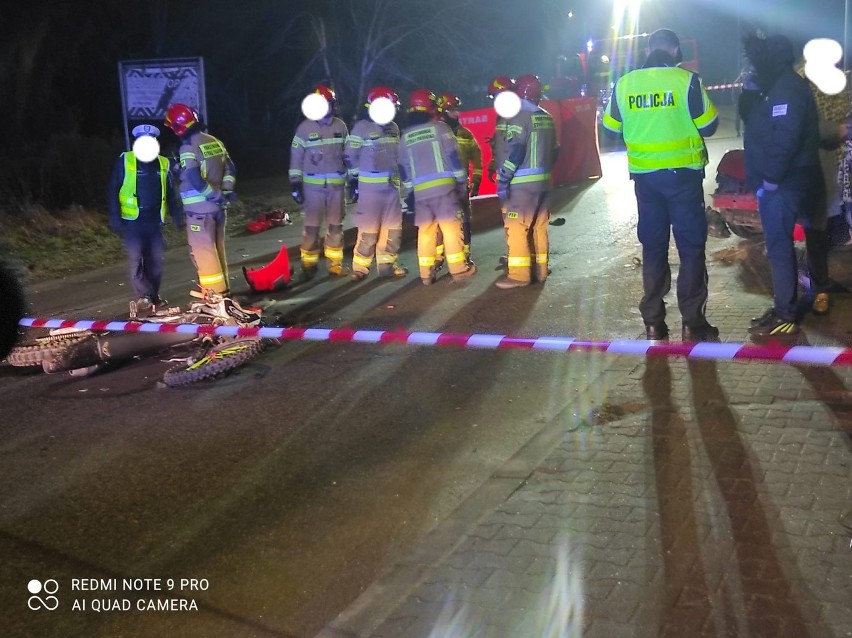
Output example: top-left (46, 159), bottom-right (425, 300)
top-left (436, 92), bottom-right (482, 263)
top-left (486, 76), bottom-right (516, 183)
top-left (289, 84), bottom-right (350, 279)
top-left (344, 87), bottom-right (408, 280)
top-left (163, 103), bottom-right (236, 294)
top-left (398, 89), bottom-right (477, 285)
top-left (495, 75), bottom-right (558, 289)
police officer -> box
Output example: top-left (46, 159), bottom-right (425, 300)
top-left (495, 74), bottom-right (558, 289)
top-left (436, 92), bottom-right (482, 263)
top-left (289, 84), bottom-right (350, 280)
top-left (398, 89), bottom-right (477, 285)
top-left (344, 86), bottom-right (408, 281)
top-left (602, 28), bottom-right (719, 341)
top-left (108, 124), bottom-right (182, 314)
top-left (164, 103), bottom-right (236, 295)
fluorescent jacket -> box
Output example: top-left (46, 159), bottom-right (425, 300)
top-left (602, 65), bottom-right (717, 173)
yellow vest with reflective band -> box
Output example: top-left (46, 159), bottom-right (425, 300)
top-left (118, 153), bottom-right (169, 221)
top-left (612, 66), bottom-right (714, 173)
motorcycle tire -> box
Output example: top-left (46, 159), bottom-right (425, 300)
top-left (162, 337), bottom-right (266, 387)
top-left (4, 332), bottom-right (94, 368)
top-left (727, 223), bottom-right (763, 240)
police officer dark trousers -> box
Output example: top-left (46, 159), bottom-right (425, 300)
top-left (634, 168), bottom-right (708, 330)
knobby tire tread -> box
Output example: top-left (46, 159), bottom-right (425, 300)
top-left (4, 333), bottom-right (94, 367)
top-left (163, 338), bottom-right (266, 387)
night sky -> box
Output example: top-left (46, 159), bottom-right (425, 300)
top-left (3, 0), bottom-right (849, 182)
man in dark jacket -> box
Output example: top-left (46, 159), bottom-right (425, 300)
top-left (741, 33), bottom-right (825, 336)
top-left (108, 124), bottom-right (183, 314)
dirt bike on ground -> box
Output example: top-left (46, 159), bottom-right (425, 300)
top-left (4, 289), bottom-right (272, 387)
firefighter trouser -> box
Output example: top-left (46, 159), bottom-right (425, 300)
top-left (502, 186), bottom-right (550, 283)
top-left (351, 185), bottom-right (403, 277)
top-left (186, 207), bottom-right (228, 293)
top-left (436, 197), bottom-right (472, 262)
top-left (414, 191), bottom-right (467, 279)
top-left (301, 184), bottom-right (345, 271)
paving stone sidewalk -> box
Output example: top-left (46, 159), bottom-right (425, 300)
top-left (319, 239), bottom-right (852, 638)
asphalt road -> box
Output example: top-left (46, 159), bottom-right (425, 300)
top-left (1, 109), bottom-right (752, 637)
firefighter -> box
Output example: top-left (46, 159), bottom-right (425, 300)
top-left (602, 28), bottom-right (719, 342)
top-left (163, 103), bottom-right (236, 295)
top-left (398, 89), bottom-right (477, 285)
top-left (289, 84), bottom-right (350, 280)
top-left (344, 86), bottom-right (408, 281)
top-left (436, 92), bottom-right (482, 264)
top-left (487, 76), bottom-right (516, 267)
top-left (486, 76), bottom-right (516, 184)
top-left (494, 74), bottom-right (558, 289)
top-left (108, 124), bottom-right (182, 314)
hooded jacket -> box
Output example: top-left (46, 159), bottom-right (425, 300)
top-left (741, 35), bottom-right (823, 198)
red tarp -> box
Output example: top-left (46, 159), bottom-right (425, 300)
top-left (459, 97), bottom-right (602, 196)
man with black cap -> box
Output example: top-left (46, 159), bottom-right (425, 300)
top-left (740, 33), bottom-right (824, 336)
top-left (602, 28), bottom-right (719, 342)
top-left (107, 124), bottom-right (182, 315)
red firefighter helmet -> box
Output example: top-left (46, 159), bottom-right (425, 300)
top-left (515, 74), bottom-right (543, 103)
top-left (487, 75), bottom-right (516, 99)
top-left (164, 103), bottom-right (200, 136)
top-left (435, 92), bottom-right (461, 113)
top-left (313, 83), bottom-right (337, 104)
top-left (366, 86), bottom-right (400, 107)
top-left (408, 88), bottom-right (437, 114)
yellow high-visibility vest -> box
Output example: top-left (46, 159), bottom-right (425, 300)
top-left (118, 153), bottom-right (169, 221)
top-left (604, 66), bottom-right (716, 173)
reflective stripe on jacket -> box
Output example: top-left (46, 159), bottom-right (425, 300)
top-left (118, 153), bottom-right (169, 221)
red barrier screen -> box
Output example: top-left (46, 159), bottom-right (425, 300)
top-left (459, 97), bottom-right (602, 195)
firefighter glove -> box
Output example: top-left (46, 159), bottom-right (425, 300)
top-left (470, 177), bottom-right (481, 198)
top-left (404, 192), bottom-right (415, 213)
top-left (207, 189), bottom-right (226, 206)
top-left (497, 180), bottom-right (510, 201)
top-left (224, 190), bottom-right (238, 204)
top-left (348, 178), bottom-right (359, 203)
top-left (291, 181), bottom-right (305, 205)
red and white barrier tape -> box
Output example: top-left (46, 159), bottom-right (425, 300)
top-left (18, 317), bottom-right (852, 367)
top-left (705, 82), bottom-right (743, 91)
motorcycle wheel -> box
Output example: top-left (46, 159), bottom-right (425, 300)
top-left (162, 338), bottom-right (266, 387)
top-left (4, 332), bottom-right (94, 367)
top-left (727, 223), bottom-right (763, 240)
